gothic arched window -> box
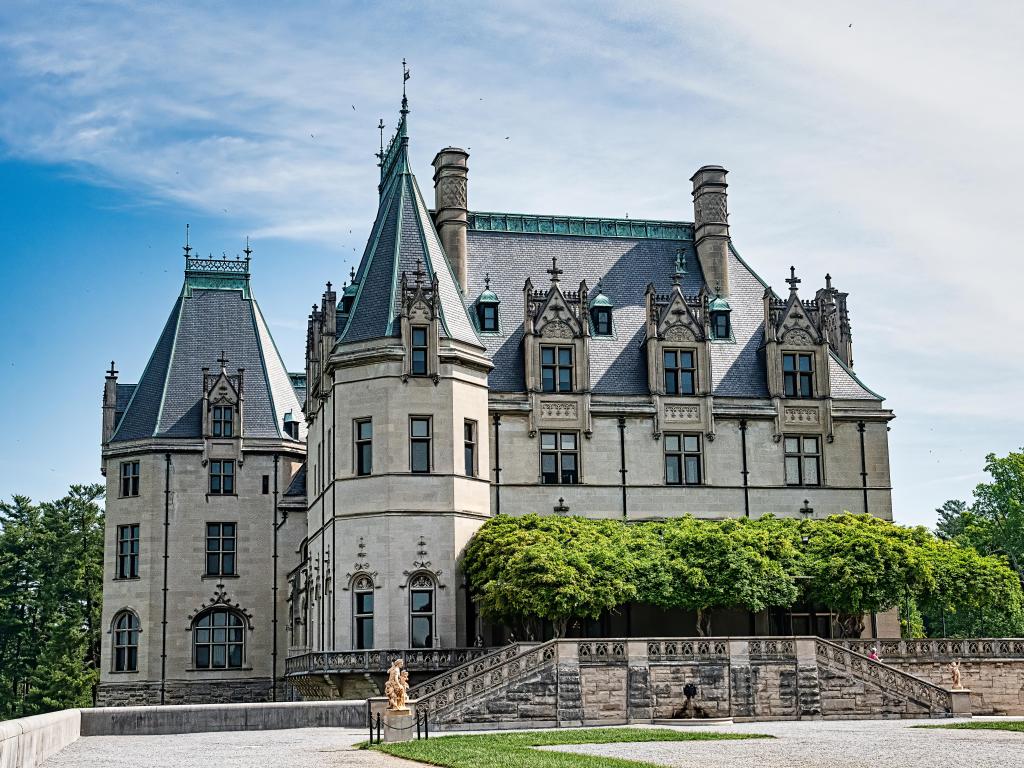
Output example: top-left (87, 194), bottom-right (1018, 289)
top-left (409, 574), bottom-right (436, 649)
top-left (353, 575), bottom-right (374, 650)
top-left (112, 610), bottom-right (140, 672)
top-left (193, 608), bottom-right (245, 669)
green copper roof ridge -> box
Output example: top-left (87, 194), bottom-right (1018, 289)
top-left (338, 174), bottom-right (400, 343)
top-left (153, 287), bottom-right (187, 436)
top-left (829, 349), bottom-right (885, 401)
top-left (110, 295), bottom-right (182, 442)
top-left (468, 210), bottom-right (695, 240)
top-left (410, 173), bottom-right (484, 346)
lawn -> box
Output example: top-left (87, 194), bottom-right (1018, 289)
top-left (366, 726), bottom-right (772, 768)
top-left (916, 720), bottom-right (1024, 733)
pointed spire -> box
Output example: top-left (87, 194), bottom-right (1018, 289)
top-left (786, 265), bottom-right (801, 295)
top-left (376, 119), bottom-right (385, 166)
top-left (183, 223), bottom-right (192, 258)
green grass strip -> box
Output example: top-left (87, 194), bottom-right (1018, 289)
top-left (366, 726), bottom-right (772, 768)
top-left (915, 720), bottom-right (1024, 732)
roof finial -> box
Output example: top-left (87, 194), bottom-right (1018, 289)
top-left (825, 273), bottom-right (833, 291)
top-left (243, 236), bottom-right (252, 261)
top-left (401, 58), bottom-right (411, 115)
top-left (350, 266), bottom-right (357, 283)
top-left (547, 255), bottom-right (563, 284)
top-left (107, 360), bottom-right (118, 378)
top-left (484, 273), bottom-right (491, 290)
top-left (413, 258), bottom-right (425, 287)
top-left (786, 265), bottom-right (801, 294)
top-left (183, 223), bottom-right (192, 258)
top-left (375, 118), bottom-right (385, 165)
top-left (217, 351), bottom-right (229, 371)
top-left (326, 281), bottom-right (332, 292)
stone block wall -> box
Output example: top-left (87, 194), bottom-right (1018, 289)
top-left (818, 665), bottom-right (930, 718)
top-left (650, 663), bottom-right (729, 718)
top-left (885, 659), bottom-right (1024, 716)
top-left (580, 667), bottom-right (627, 722)
top-left (96, 678), bottom-right (273, 707)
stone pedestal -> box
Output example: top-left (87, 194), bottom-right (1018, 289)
top-left (949, 689), bottom-right (972, 717)
top-left (382, 709), bottom-right (416, 743)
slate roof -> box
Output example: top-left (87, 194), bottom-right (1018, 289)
top-left (284, 463), bottom-right (306, 497)
top-left (338, 113), bottom-right (481, 348)
top-left (110, 260), bottom-right (306, 442)
top-left (463, 223), bottom-right (880, 401)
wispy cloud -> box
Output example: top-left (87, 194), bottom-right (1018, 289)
top-left (0, 0), bottom-right (1020, 524)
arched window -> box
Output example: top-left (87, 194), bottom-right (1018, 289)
top-left (113, 611), bottom-right (140, 672)
top-left (193, 608), bottom-right (245, 669)
top-left (353, 575), bottom-right (374, 650)
top-left (409, 574), bottom-right (436, 649)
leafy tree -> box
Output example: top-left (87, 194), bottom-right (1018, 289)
top-left (0, 484), bottom-right (104, 717)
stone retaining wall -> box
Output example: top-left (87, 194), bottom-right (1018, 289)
top-left (884, 659), bottom-right (1024, 715)
top-left (0, 709), bottom-right (80, 768)
top-left (96, 678), bottom-right (274, 706)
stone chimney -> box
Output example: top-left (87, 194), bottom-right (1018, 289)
top-left (102, 361), bottom-right (118, 445)
top-left (690, 165), bottom-right (730, 296)
top-left (432, 147), bottom-right (469, 292)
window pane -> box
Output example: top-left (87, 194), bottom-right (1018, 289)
top-left (664, 350), bottom-right (677, 368)
top-left (464, 445), bottom-right (475, 476)
top-left (358, 421), bottom-right (372, 440)
top-left (681, 371), bottom-right (695, 394)
top-left (800, 376), bottom-right (813, 398)
top-left (665, 371), bottom-right (678, 395)
top-left (224, 523), bottom-right (234, 537)
top-left (799, 354), bottom-right (812, 372)
top-left (541, 433), bottom-right (557, 450)
top-left (684, 455), bottom-right (701, 485)
top-left (411, 590), bottom-right (433, 612)
top-left (357, 617), bottom-right (373, 649)
top-left (196, 628), bottom-right (210, 644)
top-left (784, 375), bottom-right (796, 398)
top-left (541, 347), bottom-right (555, 364)
top-left (665, 434), bottom-right (680, 452)
top-left (785, 456), bottom-right (802, 485)
top-left (213, 628), bottom-right (226, 643)
top-left (210, 476), bottom-right (221, 493)
top-left (412, 616), bottom-right (433, 648)
top-left (223, 462), bottom-right (233, 476)
top-left (558, 368), bottom-right (572, 391)
top-left (561, 454), bottom-right (578, 483)
top-left (412, 327), bottom-right (427, 346)
top-left (412, 350), bottom-right (426, 373)
top-left (196, 646), bottom-right (210, 668)
top-left (681, 351), bottom-right (694, 369)
top-left (784, 437), bottom-right (800, 454)
top-left (207, 553), bottom-right (219, 574)
top-left (464, 422), bottom-right (474, 441)
top-left (223, 475), bottom-right (233, 493)
top-left (542, 369), bottom-right (555, 392)
top-left (666, 455), bottom-right (681, 485)
top-left (783, 354), bottom-right (795, 371)
top-left (412, 442), bottom-right (430, 473)
top-left (803, 437), bottom-right (819, 453)
top-left (541, 453), bottom-right (557, 481)
top-left (560, 433), bottom-right (576, 450)
top-left (411, 419), bottom-right (429, 438)
top-left (228, 644), bottom-right (242, 668)
top-left (558, 348), bottom-right (572, 366)
top-left (683, 435), bottom-right (700, 453)
top-left (357, 593), bottom-right (374, 614)
top-left (212, 645), bottom-right (226, 668)
top-left (222, 553), bottom-right (235, 575)
top-left (804, 458), bottom-right (820, 485)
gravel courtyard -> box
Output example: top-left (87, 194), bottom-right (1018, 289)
top-left (42, 718), bottom-right (1024, 768)
top-left (544, 718), bottom-right (1024, 768)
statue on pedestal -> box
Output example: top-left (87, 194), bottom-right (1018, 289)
top-left (949, 660), bottom-right (963, 690)
top-left (385, 658), bottom-right (410, 711)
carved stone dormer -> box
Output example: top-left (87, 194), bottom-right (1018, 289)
top-left (816, 273), bottom-right (854, 368)
top-left (202, 357), bottom-right (244, 439)
top-left (644, 278), bottom-right (714, 440)
top-left (400, 260), bottom-right (441, 384)
top-left (763, 266), bottom-right (835, 442)
top-left (522, 257), bottom-right (593, 438)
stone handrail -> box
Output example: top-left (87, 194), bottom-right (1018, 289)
top-left (833, 638), bottom-right (1024, 660)
top-left (815, 638), bottom-right (953, 714)
top-left (407, 643), bottom-right (531, 699)
top-left (415, 640), bottom-right (558, 717)
top-left (284, 646), bottom-right (494, 676)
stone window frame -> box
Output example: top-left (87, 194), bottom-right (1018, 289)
top-left (408, 572), bottom-right (437, 649)
top-left (119, 460), bottom-right (140, 498)
top-left (783, 352), bottom-right (815, 399)
top-left (208, 460), bottom-right (235, 495)
top-left (409, 416), bottom-right (433, 474)
top-left (463, 419), bottom-right (478, 477)
top-left (115, 523), bottom-right (140, 580)
top-left (410, 325), bottom-right (430, 377)
top-left (664, 432), bottom-right (703, 486)
top-left (354, 418), bottom-right (373, 476)
top-left (191, 607), bottom-right (246, 670)
top-left (111, 609), bottom-right (140, 673)
top-left (210, 404), bottom-right (234, 437)
top-left (540, 430), bottom-right (581, 485)
top-left (352, 574), bottom-right (374, 650)
top-left (205, 522), bottom-right (237, 577)
top-left (784, 434), bottom-right (822, 487)
top-left (663, 348), bottom-right (698, 396)
top-left (540, 344), bottom-right (575, 393)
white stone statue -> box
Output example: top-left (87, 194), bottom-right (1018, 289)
top-left (949, 660), bottom-right (963, 690)
top-left (384, 658), bottom-right (410, 711)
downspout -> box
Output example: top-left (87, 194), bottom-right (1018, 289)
top-left (160, 452), bottom-right (171, 705)
top-left (320, 398), bottom-right (326, 652)
top-left (331, 372), bottom-right (337, 649)
top-left (857, 421), bottom-right (869, 514)
top-left (272, 454), bottom-right (280, 702)
top-left (492, 414), bottom-right (502, 515)
top-left (739, 420), bottom-right (750, 517)
top-left (617, 416), bottom-right (628, 520)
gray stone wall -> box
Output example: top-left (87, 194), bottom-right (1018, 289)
top-left (97, 678), bottom-right (274, 707)
top-left (885, 659), bottom-right (1024, 716)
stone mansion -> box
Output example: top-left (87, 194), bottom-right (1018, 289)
top-left (97, 100), bottom-right (894, 705)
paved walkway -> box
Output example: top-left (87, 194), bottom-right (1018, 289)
top-left (42, 727), bottom-right (419, 768)
top-left (544, 718), bottom-right (1024, 768)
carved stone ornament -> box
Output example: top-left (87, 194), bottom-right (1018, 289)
top-left (782, 328), bottom-right (814, 346)
top-left (186, 584), bottom-right (253, 627)
top-left (541, 320), bottom-right (574, 338)
top-left (436, 176), bottom-right (467, 209)
top-left (664, 404), bottom-right (700, 422)
top-left (663, 324), bottom-right (696, 342)
top-left (784, 406), bottom-right (820, 424)
top-left (540, 401), bottom-right (578, 420)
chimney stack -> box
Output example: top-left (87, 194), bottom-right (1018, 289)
top-left (690, 165), bottom-right (730, 296)
top-left (432, 147), bottom-right (469, 292)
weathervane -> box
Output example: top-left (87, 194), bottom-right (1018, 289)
top-left (376, 118), bottom-right (386, 165)
top-left (401, 58), bottom-right (411, 115)
top-left (183, 223), bottom-right (192, 258)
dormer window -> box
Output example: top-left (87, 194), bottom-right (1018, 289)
top-left (211, 405), bottom-right (234, 437)
top-left (783, 352), bottom-right (814, 398)
top-left (664, 349), bottom-right (697, 395)
top-left (411, 326), bottom-right (429, 376)
top-left (283, 412), bottom-right (300, 440)
top-left (475, 275), bottom-right (500, 333)
top-left (541, 345), bottom-right (574, 393)
top-left (708, 294), bottom-right (731, 340)
top-left (589, 282), bottom-right (613, 336)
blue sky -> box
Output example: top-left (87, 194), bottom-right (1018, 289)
top-left (1, 1), bottom-right (1021, 527)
